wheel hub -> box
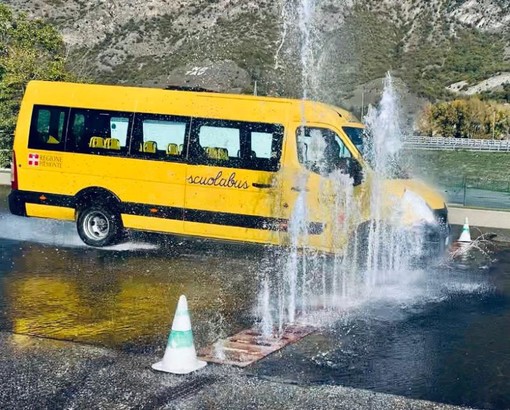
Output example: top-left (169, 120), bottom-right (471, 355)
top-left (83, 211), bottom-right (110, 240)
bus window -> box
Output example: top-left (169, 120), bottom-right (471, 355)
top-left (189, 119), bottom-right (283, 171)
top-left (67, 109), bottom-right (132, 154)
top-left (131, 114), bottom-right (190, 160)
top-left (111, 117), bottom-right (129, 146)
top-left (28, 105), bottom-right (69, 151)
top-left (199, 125), bottom-right (240, 162)
top-left (71, 113), bottom-right (85, 144)
top-left (297, 127), bottom-right (352, 175)
top-left (251, 132), bottom-right (273, 159)
top-left (342, 126), bottom-right (365, 154)
top-left (245, 123), bottom-right (283, 171)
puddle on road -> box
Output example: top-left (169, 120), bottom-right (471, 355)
top-left (0, 236), bottom-right (262, 352)
top-left (0, 194), bottom-right (266, 352)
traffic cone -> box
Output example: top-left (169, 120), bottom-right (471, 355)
top-left (458, 217), bottom-right (472, 243)
top-left (152, 295), bottom-right (207, 374)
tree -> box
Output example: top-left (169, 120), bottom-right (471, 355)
top-left (0, 4), bottom-right (74, 159)
top-left (418, 97), bottom-right (510, 139)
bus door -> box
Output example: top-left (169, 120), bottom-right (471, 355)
top-left (294, 124), bottom-right (368, 250)
top-left (183, 118), bottom-right (284, 242)
top-left (120, 113), bottom-right (190, 233)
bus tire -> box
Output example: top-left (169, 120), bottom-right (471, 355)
top-left (76, 204), bottom-right (123, 247)
top-left (347, 221), bottom-right (371, 270)
top-left (347, 220), bottom-right (389, 270)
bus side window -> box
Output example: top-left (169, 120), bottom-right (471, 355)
top-left (70, 113), bottom-right (86, 151)
top-left (196, 124), bottom-right (240, 163)
top-left (245, 124), bottom-right (283, 172)
top-left (188, 119), bottom-right (283, 171)
top-left (28, 105), bottom-right (69, 151)
top-left (296, 127), bottom-right (354, 176)
top-left (131, 113), bottom-right (190, 161)
top-left (67, 109), bottom-right (132, 155)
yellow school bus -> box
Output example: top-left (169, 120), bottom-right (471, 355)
top-left (9, 81), bottom-right (449, 253)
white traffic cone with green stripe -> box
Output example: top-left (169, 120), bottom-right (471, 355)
top-left (458, 217), bottom-right (472, 243)
top-left (152, 295), bottom-right (207, 374)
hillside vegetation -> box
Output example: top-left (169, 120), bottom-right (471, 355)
top-left (0, 4), bottom-right (74, 163)
top-left (2, 0), bottom-right (508, 103)
top-left (0, 0), bottom-right (509, 153)
top-left (321, 4), bottom-right (509, 101)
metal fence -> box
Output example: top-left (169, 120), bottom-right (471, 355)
top-left (438, 177), bottom-right (510, 210)
top-left (404, 136), bottom-right (510, 152)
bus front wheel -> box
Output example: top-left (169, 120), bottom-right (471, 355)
top-left (77, 204), bottom-right (123, 247)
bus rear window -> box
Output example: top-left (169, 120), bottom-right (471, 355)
top-left (28, 106), bottom-right (68, 150)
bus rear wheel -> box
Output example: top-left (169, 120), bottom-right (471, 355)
top-left (77, 204), bottom-right (123, 247)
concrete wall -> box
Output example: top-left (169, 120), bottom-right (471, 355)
top-left (449, 206), bottom-right (510, 230)
top-left (0, 169), bottom-right (9, 186)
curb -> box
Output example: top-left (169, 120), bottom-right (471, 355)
top-left (449, 206), bottom-right (510, 230)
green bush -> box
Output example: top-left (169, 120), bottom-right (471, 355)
top-left (0, 4), bottom-right (74, 151)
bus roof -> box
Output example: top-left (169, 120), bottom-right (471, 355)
top-left (24, 80), bottom-right (363, 127)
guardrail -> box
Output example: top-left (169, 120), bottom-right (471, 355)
top-left (403, 136), bottom-right (510, 152)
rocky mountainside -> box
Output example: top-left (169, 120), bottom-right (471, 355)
top-left (4, 0), bottom-right (510, 118)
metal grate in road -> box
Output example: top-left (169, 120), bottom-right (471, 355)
top-left (198, 324), bottom-right (315, 368)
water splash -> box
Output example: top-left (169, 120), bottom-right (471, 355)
top-left (275, 0), bottom-right (321, 99)
top-left (363, 74), bottom-right (414, 287)
top-left (364, 74), bottom-right (404, 177)
top-left (449, 233), bottom-right (494, 263)
top-left (258, 5), bottom-right (443, 334)
top-left (0, 213), bottom-right (158, 251)
top-left (259, 275), bottom-right (274, 338)
top-left (297, 0), bottom-right (318, 100)
top-left (271, 0), bottom-right (318, 328)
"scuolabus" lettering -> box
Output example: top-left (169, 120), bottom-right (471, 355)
top-left (187, 171), bottom-right (249, 190)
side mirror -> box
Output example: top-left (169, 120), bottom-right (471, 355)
top-left (346, 158), bottom-right (364, 186)
top-left (335, 158), bottom-right (364, 186)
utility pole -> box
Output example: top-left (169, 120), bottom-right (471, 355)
top-left (361, 86), bottom-right (364, 118)
top-left (492, 111), bottom-right (496, 140)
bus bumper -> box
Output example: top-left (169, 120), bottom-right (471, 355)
top-left (420, 221), bottom-right (451, 257)
top-left (8, 190), bottom-right (26, 216)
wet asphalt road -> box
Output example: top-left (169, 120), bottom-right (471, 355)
top-left (0, 221), bottom-right (262, 354)
top-left (0, 185), bottom-right (509, 409)
top-left (0, 330), bottom-right (470, 410)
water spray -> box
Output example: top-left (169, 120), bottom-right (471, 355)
top-left (257, 5), bottom-right (443, 334)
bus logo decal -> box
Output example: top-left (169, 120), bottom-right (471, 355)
top-left (187, 171), bottom-right (249, 190)
top-left (28, 153), bottom-right (39, 166)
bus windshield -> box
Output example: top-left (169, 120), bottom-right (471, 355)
top-left (343, 126), bottom-right (411, 179)
top-left (342, 126), bottom-right (365, 154)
